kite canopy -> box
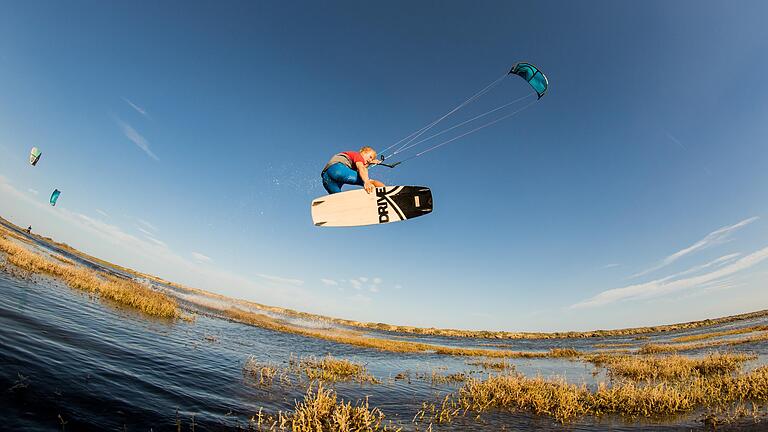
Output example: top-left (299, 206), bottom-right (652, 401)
top-left (50, 189), bottom-right (61, 206)
top-left (509, 62), bottom-right (548, 99)
top-left (29, 147), bottom-right (42, 166)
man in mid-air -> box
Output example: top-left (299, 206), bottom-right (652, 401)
top-left (321, 146), bottom-right (384, 194)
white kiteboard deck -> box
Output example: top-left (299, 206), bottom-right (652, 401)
top-left (311, 186), bottom-right (433, 227)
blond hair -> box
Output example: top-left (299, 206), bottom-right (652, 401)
top-left (359, 146), bottom-right (377, 157)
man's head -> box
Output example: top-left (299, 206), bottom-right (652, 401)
top-left (359, 146), bottom-right (377, 164)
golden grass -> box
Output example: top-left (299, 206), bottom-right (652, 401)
top-left (430, 371), bottom-right (469, 384)
top-left (251, 384), bottom-right (401, 431)
top-left (467, 359), bottom-right (515, 371)
top-left (244, 357), bottom-right (291, 387)
top-left (585, 352), bottom-right (756, 381)
top-left (293, 354), bottom-right (379, 384)
top-left (670, 325), bottom-right (768, 343)
top-left (50, 254), bottom-right (76, 266)
top-left (1, 228), bottom-right (35, 245)
top-left (0, 234), bottom-right (180, 319)
top-left (703, 402), bottom-right (765, 428)
top-left (639, 331), bottom-right (768, 354)
top-left (225, 307), bottom-right (584, 359)
top-left (244, 354), bottom-right (378, 386)
top-left (549, 348), bottom-right (581, 358)
top-left (393, 369), bottom-right (472, 385)
top-left (286, 307), bottom-right (768, 340)
top-left (420, 364), bottom-right (768, 424)
top-left (218, 295), bottom-right (768, 340)
top-left (593, 342), bottom-right (635, 348)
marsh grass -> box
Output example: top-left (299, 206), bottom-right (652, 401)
top-left (467, 359), bottom-right (515, 371)
top-left (586, 352), bottom-right (755, 381)
top-left (428, 371), bottom-right (469, 385)
top-left (244, 357), bottom-right (291, 387)
top-left (244, 354), bottom-right (378, 386)
top-left (670, 325), bottom-right (768, 343)
top-left (293, 354), bottom-right (379, 384)
top-left (2, 229), bottom-right (35, 245)
top-left (226, 306), bottom-right (585, 359)
top-left (415, 395), bottom-right (463, 425)
top-left (639, 331), bottom-right (768, 354)
top-left (0, 234), bottom-right (179, 319)
top-left (251, 384), bottom-right (401, 432)
top-left (417, 364), bottom-right (768, 424)
top-left (593, 342), bottom-right (635, 348)
top-left (549, 348), bottom-right (581, 358)
top-left (281, 308), bottom-right (768, 341)
top-left (414, 353), bottom-right (768, 425)
top-left (703, 402), bottom-right (766, 428)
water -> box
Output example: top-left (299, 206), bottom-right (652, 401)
top-left (2, 229), bottom-right (767, 430)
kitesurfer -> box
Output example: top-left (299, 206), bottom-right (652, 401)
top-left (321, 146), bottom-right (384, 194)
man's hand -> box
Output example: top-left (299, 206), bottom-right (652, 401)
top-left (364, 180), bottom-right (375, 193)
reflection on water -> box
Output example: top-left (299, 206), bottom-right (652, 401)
top-left (1, 225), bottom-right (767, 430)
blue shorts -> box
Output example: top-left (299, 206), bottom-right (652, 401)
top-left (322, 163), bottom-right (364, 194)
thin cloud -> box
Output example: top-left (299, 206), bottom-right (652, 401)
top-left (116, 118), bottom-right (159, 161)
top-left (28, 188), bottom-right (39, 195)
top-left (327, 277), bottom-right (382, 292)
top-left (343, 276), bottom-right (382, 291)
top-left (660, 253), bottom-right (741, 281)
top-left (137, 227), bottom-right (154, 237)
top-left (71, 212), bottom-right (168, 253)
top-left (369, 277), bottom-right (383, 293)
top-left (601, 263), bottom-right (620, 269)
top-left (122, 97), bottom-right (150, 118)
top-left (571, 248), bottom-right (768, 309)
top-left (95, 209), bottom-right (109, 218)
top-left (630, 217), bottom-right (759, 279)
top-left (192, 252), bottom-right (212, 263)
top-left (665, 278), bottom-right (743, 303)
top-left (142, 235), bottom-right (168, 249)
top-left (137, 219), bottom-right (158, 232)
top-left (254, 273), bottom-right (304, 286)
top-left (665, 131), bottom-right (687, 151)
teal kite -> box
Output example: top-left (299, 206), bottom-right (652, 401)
top-left (509, 62), bottom-right (548, 99)
top-left (29, 147), bottom-right (42, 166)
top-left (50, 189), bottom-right (61, 206)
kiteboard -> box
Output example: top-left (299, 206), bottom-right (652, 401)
top-left (311, 186), bottom-right (433, 227)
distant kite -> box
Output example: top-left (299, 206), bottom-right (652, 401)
top-left (50, 189), bottom-right (61, 206)
top-left (30, 147), bottom-right (42, 166)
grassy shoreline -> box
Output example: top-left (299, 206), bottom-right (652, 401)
top-left (0, 226), bottom-right (180, 319)
top-left (242, 351), bottom-right (768, 429)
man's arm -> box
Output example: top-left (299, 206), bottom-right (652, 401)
top-left (356, 161), bottom-right (376, 193)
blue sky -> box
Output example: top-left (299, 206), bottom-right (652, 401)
top-left (1, 1), bottom-right (767, 331)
